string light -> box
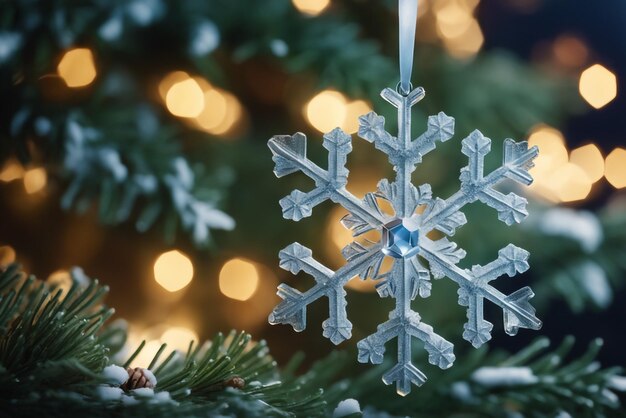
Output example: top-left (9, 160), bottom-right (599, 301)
top-left (165, 78), bottom-right (205, 117)
top-left (23, 168), bottom-right (47, 194)
top-left (219, 258), bottom-right (259, 301)
top-left (569, 144), bottom-right (604, 183)
top-left (153, 250), bottom-right (194, 292)
top-left (292, 0), bottom-right (330, 16)
top-left (57, 48), bottom-right (97, 88)
top-left (579, 64), bottom-right (617, 109)
top-left (605, 148), bottom-right (626, 189)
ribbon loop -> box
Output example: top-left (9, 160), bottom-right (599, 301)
top-left (398, 0), bottom-right (418, 95)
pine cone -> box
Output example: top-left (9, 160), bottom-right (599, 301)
top-left (122, 367), bottom-right (156, 391)
top-left (224, 376), bottom-right (245, 389)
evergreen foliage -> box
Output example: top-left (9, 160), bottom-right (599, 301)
top-left (0, 0), bottom-right (577, 246)
top-left (1, 263), bottom-right (624, 417)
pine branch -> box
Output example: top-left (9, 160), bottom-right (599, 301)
top-left (0, 264), bottom-right (328, 417)
top-left (326, 337), bottom-right (626, 418)
top-left (519, 205), bottom-right (626, 314)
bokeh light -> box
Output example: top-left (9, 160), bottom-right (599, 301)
top-left (525, 124), bottom-right (596, 203)
top-left (435, 1), bottom-right (474, 39)
top-left (132, 340), bottom-right (162, 368)
top-left (200, 89), bottom-right (243, 136)
top-left (219, 258), bottom-right (259, 301)
top-left (195, 89), bottom-right (228, 131)
top-left (57, 48), bottom-right (97, 88)
top-left (160, 327), bottom-right (198, 352)
top-left (569, 144), bottom-right (604, 183)
top-left (326, 206), bottom-right (379, 292)
top-left (528, 125), bottom-right (568, 177)
top-left (23, 168), bottom-right (47, 194)
top-left (552, 35), bottom-right (589, 69)
top-left (158, 71), bottom-right (190, 100)
top-left (579, 64), bottom-right (617, 109)
top-left (153, 250), bottom-right (194, 292)
top-left (305, 90), bottom-right (372, 134)
top-left (434, 0), bottom-right (483, 59)
top-left (292, 0), bottom-right (330, 15)
top-left (0, 245), bottom-right (16, 267)
top-left (165, 78), bottom-right (205, 117)
top-left (47, 269), bottom-right (73, 294)
top-left (0, 159), bottom-right (25, 182)
top-left (159, 72), bottom-right (243, 136)
top-left (440, 19), bottom-right (483, 59)
top-left (605, 148), bottom-right (626, 189)
top-left (305, 90), bottom-right (347, 133)
top-left (343, 100), bottom-right (372, 134)
top-left (551, 163), bottom-right (592, 202)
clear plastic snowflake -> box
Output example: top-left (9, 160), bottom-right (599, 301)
top-left (267, 86), bottom-right (542, 395)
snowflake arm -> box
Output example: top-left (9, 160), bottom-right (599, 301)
top-left (410, 112), bottom-right (455, 162)
top-left (357, 258), bottom-right (455, 395)
top-left (269, 242), bottom-right (384, 345)
top-left (421, 132), bottom-right (538, 233)
top-left (420, 237), bottom-right (542, 347)
top-left (269, 131), bottom-right (385, 228)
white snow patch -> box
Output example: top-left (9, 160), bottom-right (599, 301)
top-left (189, 20), bottom-right (220, 56)
top-left (121, 394), bottom-right (140, 405)
top-left (539, 208), bottom-right (603, 253)
top-left (576, 261), bottom-right (612, 308)
top-left (96, 385), bottom-right (123, 401)
top-left (602, 389), bottom-right (618, 404)
top-left (555, 412), bottom-right (572, 418)
top-left (102, 365), bottom-right (129, 385)
top-left (450, 381), bottom-right (473, 402)
top-left (0, 32), bottom-right (22, 62)
top-left (132, 387), bottom-right (154, 397)
top-left (270, 39), bottom-right (288, 57)
top-left (609, 376), bottom-right (626, 391)
top-left (471, 367), bottom-right (538, 387)
top-left (153, 391), bottom-right (173, 403)
top-left (99, 15), bottom-right (123, 41)
top-left (142, 368), bottom-right (157, 387)
top-left (333, 399), bottom-right (361, 417)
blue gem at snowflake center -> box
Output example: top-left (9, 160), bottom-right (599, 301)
top-left (381, 218), bottom-right (420, 259)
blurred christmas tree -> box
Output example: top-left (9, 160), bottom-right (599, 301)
top-left (1, 0), bottom-right (626, 416)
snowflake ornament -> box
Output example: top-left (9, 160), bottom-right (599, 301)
top-left (268, 86), bottom-right (542, 395)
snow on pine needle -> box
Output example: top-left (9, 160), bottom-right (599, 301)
top-left (267, 86), bottom-right (542, 395)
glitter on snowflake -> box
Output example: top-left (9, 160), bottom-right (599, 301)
top-left (267, 86), bottom-right (542, 395)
